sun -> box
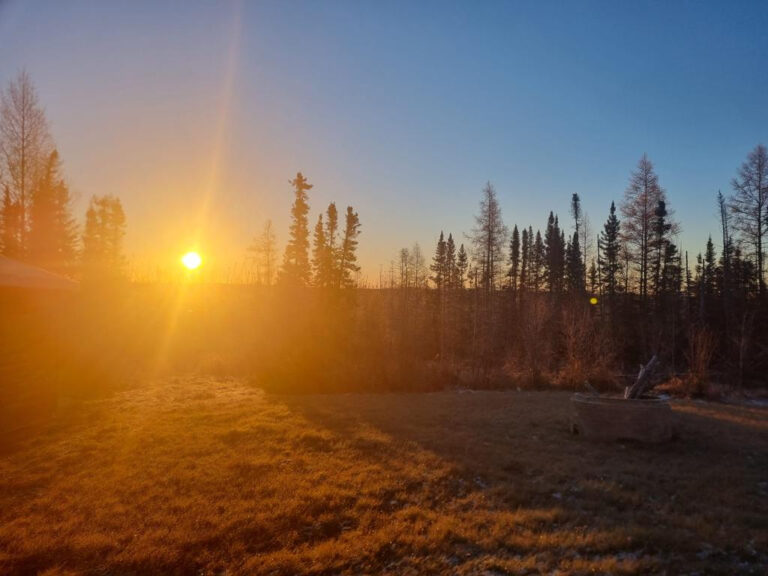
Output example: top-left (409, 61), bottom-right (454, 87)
top-left (181, 251), bottom-right (202, 270)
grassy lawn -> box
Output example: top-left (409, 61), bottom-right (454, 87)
top-left (1, 377), bottom-right (766, 575)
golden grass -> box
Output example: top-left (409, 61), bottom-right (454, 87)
top-left (1, 378), bottom-right (766, 575)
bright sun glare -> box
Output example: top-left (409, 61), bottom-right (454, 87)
top-left (181, 251), bottom-right (202, 270)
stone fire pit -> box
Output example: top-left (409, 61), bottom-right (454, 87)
top-left (570, 393), bottom-right (675, 443)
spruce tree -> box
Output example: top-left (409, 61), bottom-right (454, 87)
top-left (281, 172), bottom-right (312, 286)
top-left (311, 213), bottom-right (327, 286)
top-left (508, 224), bottom-right (520, 291)
top-left (532, 230), bottom-right (544, 291)
top-left (325, 202), bottom-right (339, 285)
top-left (81, 195), bottom-right (126, 278)
top-left (544, 213), bottom-right (556, 291)
top-left (565, 231), bottom-right (583, 293)
top-left (520, 227), bottom-right (529, 291)
top-left (567, 194), bottom-right (584, 293)
top-left (337, 206), bottom-right (361, 288)
top-left (588, 258), bottom-right (598, 294)
top-left (544, 213), bottom-right (564, 293)
top-left (598, 201), bottom-right (621, 298)
top-left (661, 240), bottom-right (681, 296)
top-left (703, 236), bottom-right (717, 299)
top-left (445, 233), bottom-right (458, 289)
top-left (456, 243), bottom-right (468, 288)
top-left (650, 200), bottom-right (673, 296)
top-left (28, 149), bottom-right (77, 271)
top-left (430, 231), bottom-right (447, 289)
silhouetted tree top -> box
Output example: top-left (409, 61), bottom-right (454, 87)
top-left (281, 172), bottom-right (312, 286)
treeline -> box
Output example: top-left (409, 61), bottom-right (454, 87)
top-left (0, 72), bottom-right (126, 279)
top-left (3, 71), bottom-right (767, 393)
top-left (260, 147), bottom-right (766, 392)
top-left (368, 151), bottom-right (768, 392)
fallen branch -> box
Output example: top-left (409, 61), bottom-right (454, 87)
top-left (624, 355), bottom-right (659, 399)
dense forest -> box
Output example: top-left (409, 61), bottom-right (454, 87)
top-left (2, 71), bottom-right (767, 395)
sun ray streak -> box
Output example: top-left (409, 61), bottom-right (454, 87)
top-left (152, 2), bottom-right (243, 375)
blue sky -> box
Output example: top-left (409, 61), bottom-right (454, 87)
top-left (1, 0), bottom-right (766, 279)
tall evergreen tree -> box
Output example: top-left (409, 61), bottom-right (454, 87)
top-left (566, 194), bottom-right (584, 293)
top-left (81, 195), bottom-right (126, 278)
top-left (571, 193), bottom-right (582, 235)
top-left (588, 258), bottom-right (598, 294)
top-left (430, 231), bottom-right (447, 289)
top-left (532, 230), bottom-right (545, 291)
top-left (650, 200), bottom-right (673, 296)
top-left (565, 231), bottom-right (583, 293)
top-left (325, 202), bottom-right (339, 285)
top-left (28, 149), bottom-right (77, 270)
top-left (456, 243), bottom-right (468, 288)
top-left (445, 233), bottom-right (458, 289)
top-left (544, 212), bottom-right (564, 293)
top-left (311, 213), bottom-right (327, 286)
top-left (703, 236), bottom-right (717, 299)
top-left (661, 240), bottom-right (682, 296)
top-left (508, 224), bottom-right (520, 291)
top-left (337, 206), bottom-right (361, 288)
top-left (311, 202), bottom-right (341, 287)
top-left (598, 201), bottom-right (621, 299)
top-left (281, 172), bottom-right (312, 286)
top-left (519, 227), bottom-right (529, 291)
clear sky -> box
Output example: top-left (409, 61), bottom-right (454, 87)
top-left (1, 0), bottom-right (766, 281)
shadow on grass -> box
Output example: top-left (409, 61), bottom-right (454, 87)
top-left (1, 380), bottom-right (766, 575)
top-left (277, 390), bottom-right (768, 574)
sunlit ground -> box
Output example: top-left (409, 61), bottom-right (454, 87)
top-left (0, 377), bottom-right (765, 575)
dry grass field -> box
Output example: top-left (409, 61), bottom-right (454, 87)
top-left (1, 377), bottom-right (766, 575)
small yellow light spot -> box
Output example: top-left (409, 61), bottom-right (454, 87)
top-left (589, 297), bottom-right (598, 305)
top-left (181, 251), bottom-right (202, 270)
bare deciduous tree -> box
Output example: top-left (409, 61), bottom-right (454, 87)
top-left (0, 70), bottom-right (52, 254)
top-left (729, 144), bottom-right (768, 295)
top-left (621, 154), bottom-right (669, 300)
top-left (470, 182), bottom-right (507, 295)
top-left (250, 219), bottom-right (277, 286)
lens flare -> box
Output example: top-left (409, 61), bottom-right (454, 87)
top-left (181, 251), bottom-right (202, 270)
top-left (589, 297), bottom-right (598, 305)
